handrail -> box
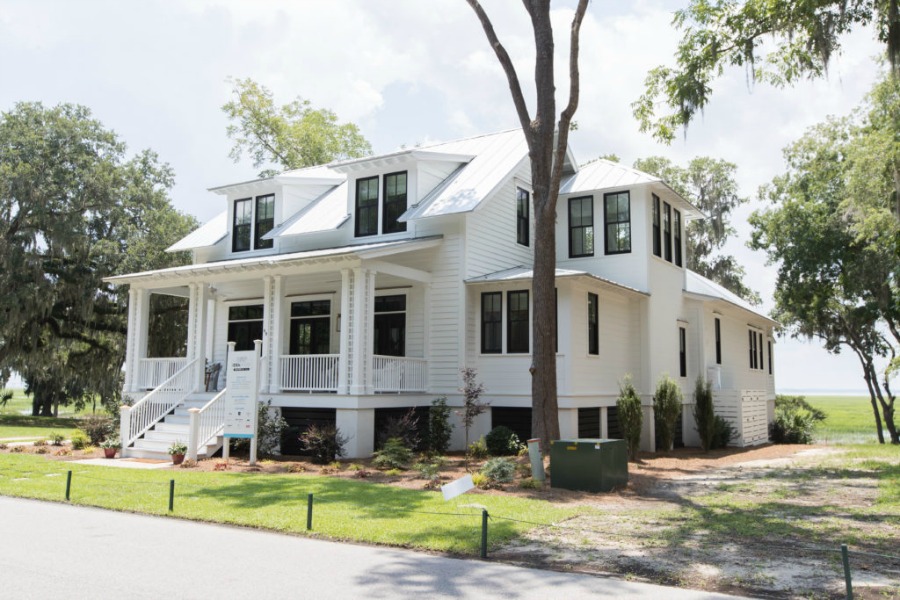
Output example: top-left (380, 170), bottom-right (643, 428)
top-left (187, 389), bottom-right (227, 461)
top-left (120, 358), bottom-right (200, 451)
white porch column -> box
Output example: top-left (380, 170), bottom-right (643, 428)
top-left (261, 275), bottom-right (275, 394)
top-left (338, 269), bottom-right (351, 394)
top-left (124, 288), bottom-right (138, 392)
top-left (336, 408), bottom-right (375, 458)
top-left (129, 288), bottom-right (151, 392)
top-left (186, 283), bottom-right (210, 392)
top-left (268, 275), bottom-right (283, 394)
top-left (347, 267), bottom-right (374, 395)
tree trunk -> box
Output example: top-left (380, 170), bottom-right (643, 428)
top-left (862, 358), bottom-right (886, 443)
top-left (531, 195), bottom-right (560, 450)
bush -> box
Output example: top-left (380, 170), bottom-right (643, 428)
top-left (49, 433), bottom-right (65, 446)
top-left (485, 426), bottom-right (522, 456)
top-left (426, 396), bottom-right (453, 454)
top-left (299, 424), bottom-right (348, 464)
top-left (471, 472), bottom-right (488, 488)
top-left (70, 430), bottom-right (90, 450)
top-left (712, 415), bottom-right (735, 449)
top-left (372, 437), bottom-right (413, 470)
top-left (468, 436), bottom-right (488, 459)
top-left (480, 457), bottom-right (516, 485)
top-left (771, 395), bottom-right (826, 444)
top-left (775, 395), bottom-right (826, 422)
top-left (616, 376), bottom-right (643, 461)
top-left (693, 376), bottom-right (715, 451)
top-left (257, 400), bottom-right (289, 457)
top-left (518, 477), bottom-right (542, 490)
top-left (80, 415), bottom-right (115, 445)
top-left (414, 460), bottom-right (442, 486)
top-left (376, 408), bottom-right (421, 450)
top-left (653, 375), bottom-right (683, 452)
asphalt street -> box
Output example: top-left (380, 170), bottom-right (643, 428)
top-left (0, 496), bottom-right (746, 599)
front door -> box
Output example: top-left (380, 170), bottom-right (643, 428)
top-left (289, 300), bottom-right (331, 355)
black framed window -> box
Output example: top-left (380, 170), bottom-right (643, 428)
top-left (749, 330), bottom-right (757, 369)
top-left (373, 295), bottom-right (406, 357)
top-left (232, 198), bottom-right (252, 252)
top-left (481, 292), bottom-right (502, 354)
top-left (383, 171), bottom-right (407, 234)
top-left (604, 191), bottom-right (631, 255)
top-left (568, 196), bottom-right (594, 258)
top-left (679, 326), bottom-right (687, 377)
top-left (715, 317), bottom-right (722, 365)
top-left (588, 292), bottom-right (599, 355)
top-left (663, 201), bottom-right (672, 262)
top-left (768, 340), bottom-right (773, 374)
top-left (507, 290), bottom-right (529, 353)
top-left (355, 176), bottom-right (379, 237)
top-left (758, 332), bottom-right (764, 370)
top-left (673, 208), bottom-right (682, 267)
top-left (517, 187), bottom-right (530, 246)
top-left (289, 300), bottom-right (331, 355)
top-left (652, 194), bottom-right (661, 258)
top-left (227, 304), bottom-right (264, 351)
top-left (255, 194), bottom-right (274, 250)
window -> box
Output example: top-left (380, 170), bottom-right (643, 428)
top-left (289, 300), bottom-right (331, 355)
top-left (715, 317), bottom-right (722, 365)
top-left (758, 331), bottom-right (764, 370)
top-left (382, 172), bottom-right (407, 234)
top-left (663, 201), bottom-right (672, 262)
top-left (588, 293), bottom-right (599, 355)
top-left (679, 326), bottom-right (687, 377)
top-left (481, 292), bottom-right (502, 354)
top-left (373, 295), bottom-right (406, 356)
top-left (227, 305), bottom-right (264, 352)
top-left (749, 329), bottom-right (761, 369)
top-left (652, 194), bottom-right (661, 258)
top-left (604, 191), bottom-right (631, 254)
top-left (673, 208), bottom-right (682, 267)
top-left (568, 196), bottom-right (594, 257)
top-left (516, 187), bottom-right (529, 246)
top-left (768, 340), bottom-right (773, 375)
top-left (355, 176), bottom-right (379, 237)
top-left (232, 198), bottom-right (252, 252)
top-left (255, 194), bottom-right (274, 250)
top-left (507, 290), bottom-right (529, 353)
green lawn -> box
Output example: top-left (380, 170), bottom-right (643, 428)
top-left (804, 395), bottom-right (887, 444)
top-left (0, 453), bottom-right (577, 555)
top-left (0, 389), bottom-right (100, 442)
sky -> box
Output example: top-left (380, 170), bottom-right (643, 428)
top-left (0, 0), bottom-right (888, 393)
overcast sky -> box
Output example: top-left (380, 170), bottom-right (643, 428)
top-left (0, 0), bottom-right (887, 393)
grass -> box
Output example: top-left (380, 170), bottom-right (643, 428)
top-left (0, 389), bottom-right (99, 442)
top-left (804, 395), bottom-right (886, 444)
top-left (0, 453), bottom-right (578, 555)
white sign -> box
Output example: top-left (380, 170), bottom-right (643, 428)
top-left (441, 474), bottom-right (475, 501)
top-left (224, 347), bottom-right (259, 439)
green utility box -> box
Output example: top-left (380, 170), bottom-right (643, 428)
top-left (550, 439), bottom-right (628, 493)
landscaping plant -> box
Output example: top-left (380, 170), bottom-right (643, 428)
top-left (485, 425), bottom-right (522, 456)
top-left (480, 457), bottom-right (516, 486)
top-left (693, 375), bottom-right (716, 451)
top-left (467, 436), bottom-right (489, 459)
top-left (376, 407), bottom-right (421, 451)
top-left (456, 368), bottom-right (488, 470)
top-left (70, 430), bottom-right (90, 450)
top-left (653, 374), bottom-right (683, 452)
top-left (426, 396), bottom-right (453, 454)
top-left (256, 400), bottom-right (288, 457)
top-left (299, 424), bottom-right (348, 464)
top-left (616, 376), bottom-right (643, 461)
top-left (771, 395), bottom-right (826, 444)
top-left (80, 414), bottom-right (115, 445)
top-left (372, 437), bottom-right (413, 470)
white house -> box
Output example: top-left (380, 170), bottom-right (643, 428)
top-left (108, 129), bottom-right (776, 460)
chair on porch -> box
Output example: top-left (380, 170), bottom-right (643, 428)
top-left (205, 362), bottom-right (222, 392)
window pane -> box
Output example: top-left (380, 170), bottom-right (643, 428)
top-left (569, 196), bottom-right (593, 258)
top-left (255, 194), bottom-right (274, 250)
top-left (233, 198), bottom-right (252, 252)
top-left (481, 292), bottom-right (502, 353)
top-left (355, 176), bottom-right (379, 237)
top-left (507, 290), bottom-right (529, 353)
top-left (383, 172), bottom-right (407, 234)
top-left (604, 191), bottom-right (630, 255)
top-left (588, 292), bottom-right (599, 355)
top-left (374, 294), bottom-right (406, 313)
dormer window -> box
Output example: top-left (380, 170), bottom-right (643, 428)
top-left (604, 191), bottom-right (631, 255)
top-left (232, 194), bottom-right (274, 252)
top-left (355, 171), bottom-right (408, 237)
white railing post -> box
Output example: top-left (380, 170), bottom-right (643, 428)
top-left (188, 408), bottom-right (200, 461)
top-left (119, 405), bottom-right (131, 458)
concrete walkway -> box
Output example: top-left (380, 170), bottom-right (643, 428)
top-left (0, 496), bottom-right (747, 599)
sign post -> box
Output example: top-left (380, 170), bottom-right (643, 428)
top-left (223, 340), bottom-right (261, 466)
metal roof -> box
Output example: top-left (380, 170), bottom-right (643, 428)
top-left (684, 270), bottom-right (776, 325)
top-left (166, 211), bottom-right (227, 252)
top-left (559, 159), bottom-right (660, 194)
top-left (465, 266), bottom-right (648, 296)
top-left (265, 181), bottom-right (350, 239)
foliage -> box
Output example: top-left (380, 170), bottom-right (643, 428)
top-left (471, 472), bottom-right (489, 489)
top-left (99, 437), bottom-right (120, 450)
top-left (771, 397), bottom-right (826, 444)
top-left (633, 0), bottom-right (900, 142)
top-left (376, 407), bottom-right (421, 451)
top-left (413, 460), bottom-right (443, 488)
top-left (80, 415), bottom-right (115, 445)
top-left (712, 416), bottom-right (735, 450)
top-left (616, 376), bottom-right (643, 461)
top-left (480, 457), bottom-right (516, 485)
top-left (70, 430), bottom-right (90, 450)
top-left (693, 376), bottom-right (716, 452)
top-left (467, 436), bottom-right (489, 459)
top-left (299, 424), bottom-right (348, 465)
top-left (49, 433), bottom-right (64, 446)
top-left (776, 395), bottom-right (827, 424)
top-left (518, 477), bottom-right (543, 490)
top-left (372, 437), bottom-right (413, 470)
top-left (485, 426), bottom-right (522, 456)
top-left (222, 77), bottom-right (371, 177)
top-left (750, 75), bottom-right (900, 443)
top-left (257, 400), bottom-right (289, 457)
top-left (633, 156), bottom-right (758, 303)
top-left (457, 368), bottom-right (488, 468)
top-left (653, 375), bottom-right (683, 452)
top-left (167, 440), bottom-right (187, 456)
top-left (426, 396), bottom-right (454, 455)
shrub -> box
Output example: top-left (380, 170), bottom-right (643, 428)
top-left (468, 436), bottom-right (488, 459)
top-left (712, 415), bottom-right (735, 449)
top-left (771, 406), bottom-right (819, 444)
top-left (480, 457), bottom-right (516, 485)
top-left (49, 433), bottom-right (65, 446)
top-left (485, 426), bottom-right (522, 456)
top-left (33, 439), bottom-right (47, 447)
top-left (693, 376), bottom-right (716, 452)
top-left (10, 445), bottom-right (24, 453)
top-left (518, 477), bottom-right (543, 490)
top-left (180, 459), bottom-right (198, 469)
top-left (426, 396), bottom-right (454, 454)
top-left (376, 408), bottom-right (421, 450)
top-left (616, 376), bottom-right (643, 461)
top-left (414, 460), bottom-right (442, 486)
top-left (34, 446), bottom-right (49, 454)
top-left (299, 425), bottom-right (348, 464)
top-left (80, 415), bottom-right (115, 445)
top-left (70, 430), bottom-right (90, 450)
top-left (653, 375), bottom-right (683, 452)
top-left (775, 395), bottom-right (827, 422)
top-left (384, 468), bottom-right (403, 476)
top-left (257, 400), bottom-right (289, 457)
top-left (0, 443), bottom-right (7, 450)
top-left (372, 437), bottom-right (413, 470)
top-left (471, 472), bottom-right (488, 488)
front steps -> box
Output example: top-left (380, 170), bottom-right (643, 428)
top-left (125, 393), bottom-right (223, 460)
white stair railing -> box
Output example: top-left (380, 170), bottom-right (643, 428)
top-left (120, 358), bottom-right (200, 452)
top-left (188, 389), bottom-right (226, 461)
top-left (373, 356), bottom-right (427, 392)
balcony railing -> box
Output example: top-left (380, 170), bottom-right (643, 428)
top-left (373, 355), bottom-right (427, 393)
top-left (280, 354), bottom-right (340, 392)
top-left (138, 358), bottom-right (189, 390)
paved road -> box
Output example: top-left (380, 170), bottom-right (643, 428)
top-left (0, 496), bottom-right (745, 599)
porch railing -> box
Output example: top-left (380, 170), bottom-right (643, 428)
top-left (373, 355), bottom-right (427, 393)
top-left (187, 389), bottom-right (226, 461)
top-left (121, 358), bottom-right (199, 451)
top-left (280, 354), bottom-right (340, 392)
top-left (138, 357), bottom-right (189, 390)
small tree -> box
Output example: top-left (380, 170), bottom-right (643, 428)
top-left (456, 367), bottom-right (488, 471)
top-left (653, 375), bottom-right (683, 452)
top-left (693, 376), bottom-right (715, 452)
top-left (616, 376), bottom-right (643, 461)
top-left (427, 396), bottom-right (454, 455)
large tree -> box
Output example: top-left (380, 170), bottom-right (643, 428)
top-left (0, 102), bottom-right (195, 416)
top-left (634, 0), bottom-right (900, 142)
top-left (465, 0), bottom-right (589, 448)
top-left (750, 75), bottom-right (899, 443)
top-left (634, 156), bottom-right (760, 303)
top-left (222, 77), bottom-right (372, 177)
